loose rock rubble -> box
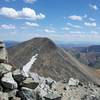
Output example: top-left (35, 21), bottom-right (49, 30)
top-left (0, 41), bottom-right (100, 100)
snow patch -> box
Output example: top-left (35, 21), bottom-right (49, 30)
top-left (22, 54), bottom-right (38, 77)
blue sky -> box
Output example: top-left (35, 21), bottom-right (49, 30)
top-left (0, 0), bottom-right (100, 44)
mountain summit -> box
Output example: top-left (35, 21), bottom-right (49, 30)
top-left (8, 37), bottom-right (100, 85)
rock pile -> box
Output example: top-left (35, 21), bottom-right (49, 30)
top-left (0, 41), bottom-right (100, 100)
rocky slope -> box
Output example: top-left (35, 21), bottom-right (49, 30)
top-left (8, 37), bottom-right (100, 85)
top-left (0, 41), bottom-right (100, 100)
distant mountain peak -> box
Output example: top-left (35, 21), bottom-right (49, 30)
top-left (28, 37), bottom-right (57, 50)
top-left (7, 37), bottom-right (100, 85)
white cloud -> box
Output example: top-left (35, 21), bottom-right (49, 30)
top-left (88, 18), bottom-right (95, 22)
top-left (67, 23), bottom-right (81, 28)
top-left (69, 31), bottom-right (85, 34)
top-left (0, 24), bottom-right (16, 29)
top-left (0, 7), bottom-right (45, 20)
top-left (24, 0), bottom-right (36, 3)
top-left (89, 4), bottom-right (98, 10)
top-left (68, 15), bottom-right (82, 21)
top-left (25, 22), bottom-right (39, 27)
top-left (83, 14), bottom-right (96, 22)
top-left (84, 22), bottom-right (96, 27)
top-left (44, 29), bottom-right (55, 33)
top-left (90, 31), bottom-right (98, 34)
top-left (0, 7), bottom-right (19, 18)
top-left (4, 0), bottom-right (36, 3)
top-left (62, 27), bottom-right (70, 31)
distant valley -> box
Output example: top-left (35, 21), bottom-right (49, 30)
top-left (66, 45), bottom-right (100, 69)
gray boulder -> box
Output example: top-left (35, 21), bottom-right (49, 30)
top-left (1, 72), bottom-right (18, 90)
top-left (22, 78), bottom-right (39, 89)
top-left (14, 97), bottom-right (21, 100)
top-left (8, 89), bottom-right (18, 99)
top-left (44, 93), bottom-right (61, 100)
top-left (68, 78), bottom-right (79, 86)
top-left (0, 91), bottom-right (8, 100)
top-left (45, 77), bottom-right (56, 89)
top-left (0, 85), bottom-right (3, 91)
top-left (81, 95), bottom-right (100, 100)
top-left (12, 69), bottom-right (26, 83)
top-left (29, 72), bottom-right (40, 83)
top-left (35, 81), bottom-right (51, 98)
top-left (0, 63), bottom-right (12, 77)
top-left (16, 87), bottom-right (36, 100)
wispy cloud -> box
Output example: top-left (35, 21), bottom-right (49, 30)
top-left (69, 31), bottom-right (85, 34)
top-left (88, 18), bottom-right (95, 22)
top-left (67, 23), bottom-right (81, 28)
top-left (83, 14), bottom-right (96, 22)
top-left (90, 31), bottom-right (98, 34)
top-left (0, 24), bottom-right (16, 29)
top-left (84, 22), bottom-right (96, 27)
top-left (4, 0), bottom-right (36, 3)
top-left (62, 27), bottom-right (70, 31)
top-left (44, 29), bottom-right (55, 33)
top-left (23, 0), bottom-right (36, 3)
top-left (68, 15), bottom-right (82, 21)
top-left (25, 22), bottom-right (39, 27)
top-left (89, 4), bottom-right (98, 10)
top-left (0, 7), bottom-right (45, 20)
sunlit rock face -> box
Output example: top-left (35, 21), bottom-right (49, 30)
top-left (0, 41), bottom-right (8, 63)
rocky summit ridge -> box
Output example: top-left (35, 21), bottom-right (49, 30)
top-left (8, 38), bottom-right (100, 85)
top-left (0, 40), bottom-right (100, 100)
